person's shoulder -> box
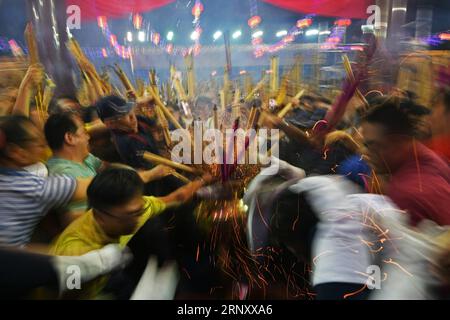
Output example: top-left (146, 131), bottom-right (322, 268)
top-left (51, 237), bottom-right (96, 257)
top-left (143, 196), bottom-right (166, 213)
top-left (51, 212), bottom-right (97, 255)
top-left (137, 115), bottom-right (156, 126)
top-left (47, 158), bottom-right (77, 175)
top-left (84, 154), bottom-right (103, 170)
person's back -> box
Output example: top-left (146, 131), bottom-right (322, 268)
top-left (0, 116), bottom-right (77, 247)
top-left (361, 97), bottom-right (450, 226)
top-left (388, 142), bottom-right (450, 226)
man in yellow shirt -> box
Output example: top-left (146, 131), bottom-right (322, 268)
top-left (50, 166), bottom-right (213, 299)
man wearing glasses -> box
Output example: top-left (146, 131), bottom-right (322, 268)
top-left (50, 166), bottom-right (213, 299)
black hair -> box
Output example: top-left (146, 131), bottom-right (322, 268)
top-left (48, 96), bottom-right (81, 115)
top-left (81, 106), bottom-right (99, 123)
top-left (44, 111), bottom-right (80, 151)
top-left (362, 96), bottom-right (429, 137)
top-left (0, 115), bottom-right (36, 157)
top-left (87, 167), bottom-right (144, 211)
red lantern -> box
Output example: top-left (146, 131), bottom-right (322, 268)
top-left (152, 33), bottom-right (161, 45)
top-left (109, 35), bottom-right (117, 46)
top-left (439, 33), bottom-right (450, 41)
top-left (335, 19), bottom-right (352, 27)
top-left (327, 36), bottom-right (341, 44)
top-left (283, 35), bottom-right (295, 43)
top-left (193, 44), bottom-right (201, 56)
top-left (350, 45), bottom-right (364, 51)
top-left (97, 16), bottom-right (107, 30)
top-left (192, 2), bottom-right (204, 18)
top-left (252, 37), bottom-right (262, 46)
top-left (254, 48), bottom-right (265, 58)
top-left (296, 18), bottom-right (312, 29)
top-left (133, 14), bottom-right (143, 30)
top-left (166, 43), bottom-right (174, 54)
top-left (102, 48), bottom-right (108, 58)
top-left (248, 15), bottom-right (262, 29)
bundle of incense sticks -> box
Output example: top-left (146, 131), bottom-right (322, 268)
top-left (276, 74), bottom-right (289, 106)
top-left (170, 65), bottom-right (188, 101)
top-left (112, 63), bottom-right (136, 97)
top-left (184, 53), bottom-right (196, 100)
top-left (136, 78), bottom-right (145, 98)
top-left (147, 85), bottom-right (184, 131)
top-left (233, 87), bottom-right (241, 106)
top-left (25, 23), bottom-right (48, 124)
top-left (24, 23), bottom-right (39, 65)
top-left (277, 89), bottom-right (305, 118)
top-left (142, 152), bottom-right (203, 175)
top-left (149, 69), bottom-right (159, 95)
top-left (244, 75), bottom-right (267, 102)
top-left (245, 106), bottom-right (258, 130)
top-left (155, 105), bottom-right (172, 147)
top-left (342, 55), bottom-right (369, 110)
top-left (67, 39), bottom-right (103, 87)
top-left (270, 56), bottom-right (280, 94)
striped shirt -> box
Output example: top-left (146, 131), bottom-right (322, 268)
top-left (0, 167), bottom-right (76, 247)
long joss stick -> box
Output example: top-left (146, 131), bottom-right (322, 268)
top-left (147, 86), bottom-right (184, 130)
top-left (155, 105), bottom-right (172, 146)
top-left (342, 55), bottom-right (369, 110)
top-left (35, 95), bottom-right (43, 124)
top-left (270, 56), bottom-right (280, 93)
top-left (277, 89), bottom-right (305, 118)
top-left (170, 65), bottom-right (188, 101)
top-left (142, 152), bottom-right (203, 175)
top-left (213, 105), bottom-right (219, 129)
top-left (246, 107), bottom-right (260, 131)
top-left (171, 171), bottom-right (191, 184)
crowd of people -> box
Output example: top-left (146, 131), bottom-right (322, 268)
top-left (0, 44), bottom-right (449, 300)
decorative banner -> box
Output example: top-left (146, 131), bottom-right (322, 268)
top-left (261, 0), bottom-right (372, 19)
top-left (65, 0), bottom-right (175, 20)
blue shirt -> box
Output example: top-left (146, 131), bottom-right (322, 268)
top-left (0, 168), bottom-right (76, 247)
top-left (111, 116), bottom-right (161, 169)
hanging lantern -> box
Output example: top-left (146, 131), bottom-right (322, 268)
top-left (192, 1), bottom-right (204, 19)
top-left (97, 16), bottom-right (108, 30)
top-left (254, 48), bottom-right (264, 58)
top-left (166, 43), bottom-right (174, 54)
top-left (439, 33), bottom-right (450, 41)
top-left (335, 19), bottom-right (352, 27)
top-left (101, 48), bottom-right (108, 58)
top-left (248, 15), bottom-right (262, 29)
top-left (133, 13), bottom-right (143, 30)
top-left (282, 35), bottom-right (295, 43)
top-left (152, 32), bottom-right (161, 45)
top-left (109, 34), bottom-right (117, 46)
top-left (296, 18), bottom-right (313, 29)
top-left (193, 43), bottom-right (201, 56)
top-left (327, 36), bottom-right (341, 44)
